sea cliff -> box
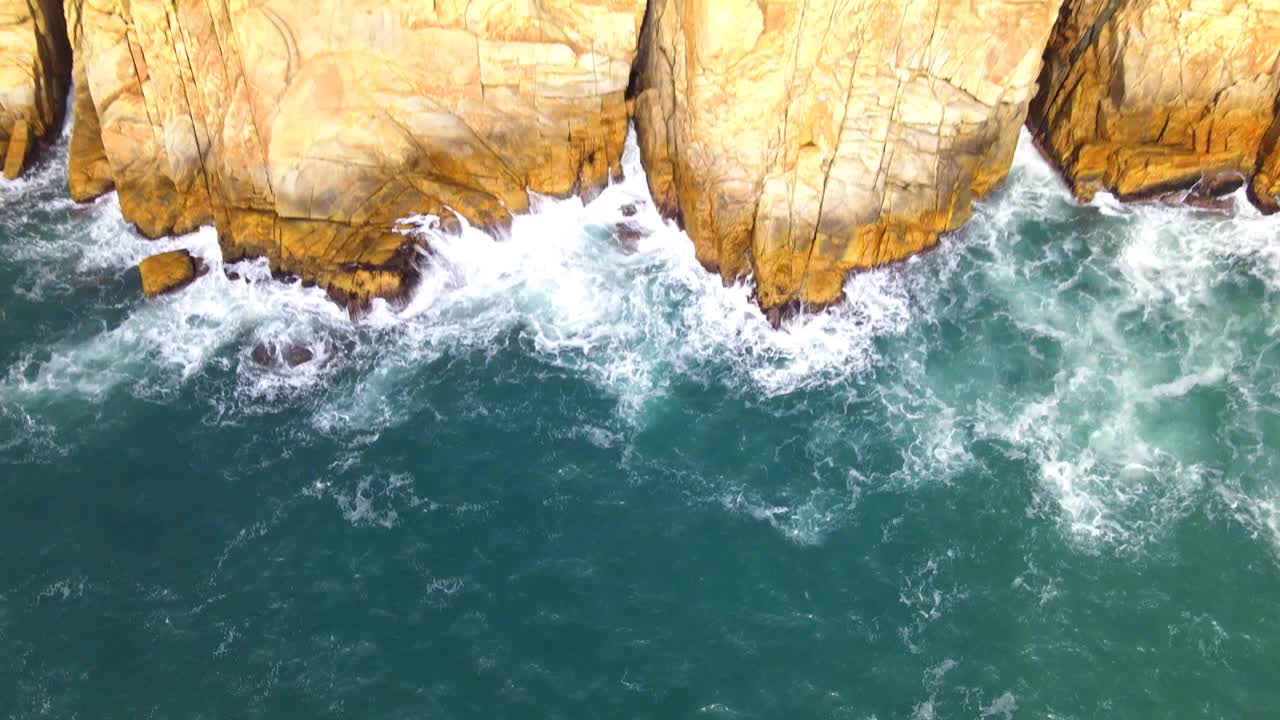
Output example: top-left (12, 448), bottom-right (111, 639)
top-left (2, 0), bottom-right (1278, 313)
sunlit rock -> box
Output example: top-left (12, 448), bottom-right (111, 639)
top-left (630, 0), bottom-right (1064, 312)
top-left (65, 0), bottom-right (646, 308)
top-left (0, 0), bottom-right (69, 179)
top-left (138, 249), bottom-right (205, 298)
top-left (1028, 0), bottom-right (1280, 208)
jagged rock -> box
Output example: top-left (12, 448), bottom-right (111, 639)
top-left (251, 342), bottom-right (315, 368)
top-left (0, 0), bottom-right (70, 179)
top-left (1028, 0), bottom-right (1280, 207)
top-left (138, 249), bottom-right (205, 298)
top-left (65, 0), bottom-right (646, 307)
top-left (630, 0), bottom-right (1064, 312)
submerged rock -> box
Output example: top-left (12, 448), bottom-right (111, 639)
top-left (250, 342), bottom-right (316, 369)
top-left (611, 221), bottom-right (647, 253)
top-left (138, 250), bottom-right (205, 298)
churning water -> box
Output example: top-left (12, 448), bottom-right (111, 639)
top-left (2, 124), bottom-right (1278, 718)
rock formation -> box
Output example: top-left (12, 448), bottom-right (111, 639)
top-left (1028, 0), bottom-right (1280, 207)
top-left (66, 0), bottom-right (645, 308)
top-left (138, 248), bottom-right (204, 297)
top-left (7, 0), bottom-right (1280, 317)
top-left (629, 0), bottom-right (1065, 315)
top-left (0, 0), bottom-right (69, 179)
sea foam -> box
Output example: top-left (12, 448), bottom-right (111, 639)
top-left (2, 124), bottom-right (1278, 556)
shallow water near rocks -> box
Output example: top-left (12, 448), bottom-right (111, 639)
top-left (2, 126), bottom-right (1279, 718)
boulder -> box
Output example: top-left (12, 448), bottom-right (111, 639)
top-left (250, 341), bottom-right (315, 368)
top-left (138, 250), bottom-right (204, 298)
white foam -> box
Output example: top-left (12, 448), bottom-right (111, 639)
top-left (313, 127), bottom-right (915, 432)
top-left (2, 223), bottom-right (350, 404)
top-left (4, 123), bottom-right (1280, 557)
top-left (981, 692), bottom-right (1018, 719)
top-left (951, 130), bottom-right (1280, 553)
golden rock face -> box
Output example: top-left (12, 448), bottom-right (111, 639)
top-left (0, 0), bottom-right (70, 179)
top-left (7, 0), bottom-right (1280, 316)
top-left (630, 0), bottom-right (1065, 311)
top-left (138, 249), bottom-right (202, 298)
top-left (1028, 0), bottom-right (1280, 205)
top-left (66, 0), bottom-right (646, 307)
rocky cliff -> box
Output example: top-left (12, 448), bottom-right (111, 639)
top-left (65, 0), bottom-right (644, 308)
top-left (5, 0), bottom-right (1280, 315)
top-left (629, 0), bottom-right (1064, 315)
top-left (1028, 0), bottom-right (1280, 206)
top-left (0, 0), bottom-right (69, 179)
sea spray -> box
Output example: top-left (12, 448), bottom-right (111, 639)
top-left (2, 125), bottom-right (1280, 718)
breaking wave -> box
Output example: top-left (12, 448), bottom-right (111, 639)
top-left (1, 127), bottom-right (1277, 554)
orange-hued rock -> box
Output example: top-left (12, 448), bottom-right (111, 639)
top-left (138, 249), bottom-right (203, 298)
top-left (2, 119), bottom-right (29, 179)
top-left (0, 0), bottom-right (70, 179)
top-left (630, 0), bottom-right (1064, 312)
top-left (1253, 117), bottom-right (1280, 213)
top-left (66, 0), bottom-right (645, 308)
top-left (1029, 0), bottom-right (1280, 205)
top-left (63, 2), bottom-right (111, 199)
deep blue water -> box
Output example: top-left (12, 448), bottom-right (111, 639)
top-left (2, 131), bottom-right (1279, 719)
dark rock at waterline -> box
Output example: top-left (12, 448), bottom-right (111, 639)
top-left (251, 341), bottom-right (316, 368)
top-left (762, 299), bottom-right (806, 330)
top-left (620, 203), bottom-right (638, 217)
top-left (611, 221), bottom-right (647, 253)
top-left (1154, 171), bottom-right (1246, 215)
top-left (224, 269), bottom-right (241, 282)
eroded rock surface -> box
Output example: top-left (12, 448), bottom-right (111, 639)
top-left (138, 248), bottom-right (204, 297)
top-left (68, 0), bottom-right (645, 306)
top-left (630, 0), bottom-right (1064, 311)
top-left (0, 0), bottom-right (69, 178)
top-left (1028, 0), bottom-right (1280, 206)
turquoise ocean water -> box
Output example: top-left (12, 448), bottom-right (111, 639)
top-left (2, 124), bottom-right (1279, 718)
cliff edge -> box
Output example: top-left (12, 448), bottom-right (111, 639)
top-left (65, 0), bottom-right (644, 309)
top-left (1028, 0), bottom-right (1280, 206)
top-left (3, 0), bottom-right (1278, 315)
top-left (0, 0), bottom-right (69, 179)
top-left (630, 0), bottom-right (1064, 315)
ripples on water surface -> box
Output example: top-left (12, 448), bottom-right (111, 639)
top-left (2, 127), bottom-right (1279, 718)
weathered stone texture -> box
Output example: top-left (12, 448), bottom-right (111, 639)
top-left (631, 0), bottom-right (1064, 312)
top-left (138, 248), bottom-right (203, 297)
top-left (67, 0), bottom-right (645, 306)
top-left (1029, 0), bottom-right (1280, 206)
top-left (0, 0), bottom-right (70, 178)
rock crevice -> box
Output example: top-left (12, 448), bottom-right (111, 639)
top-left (4, 0), bottom-right (1279, 311)
top-left (1027, 0), bottom-right (1280, 207)
top-left (0, 0), bottom-right (69, 178)
top-left (629, 0), bottom-right (1066, 312)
